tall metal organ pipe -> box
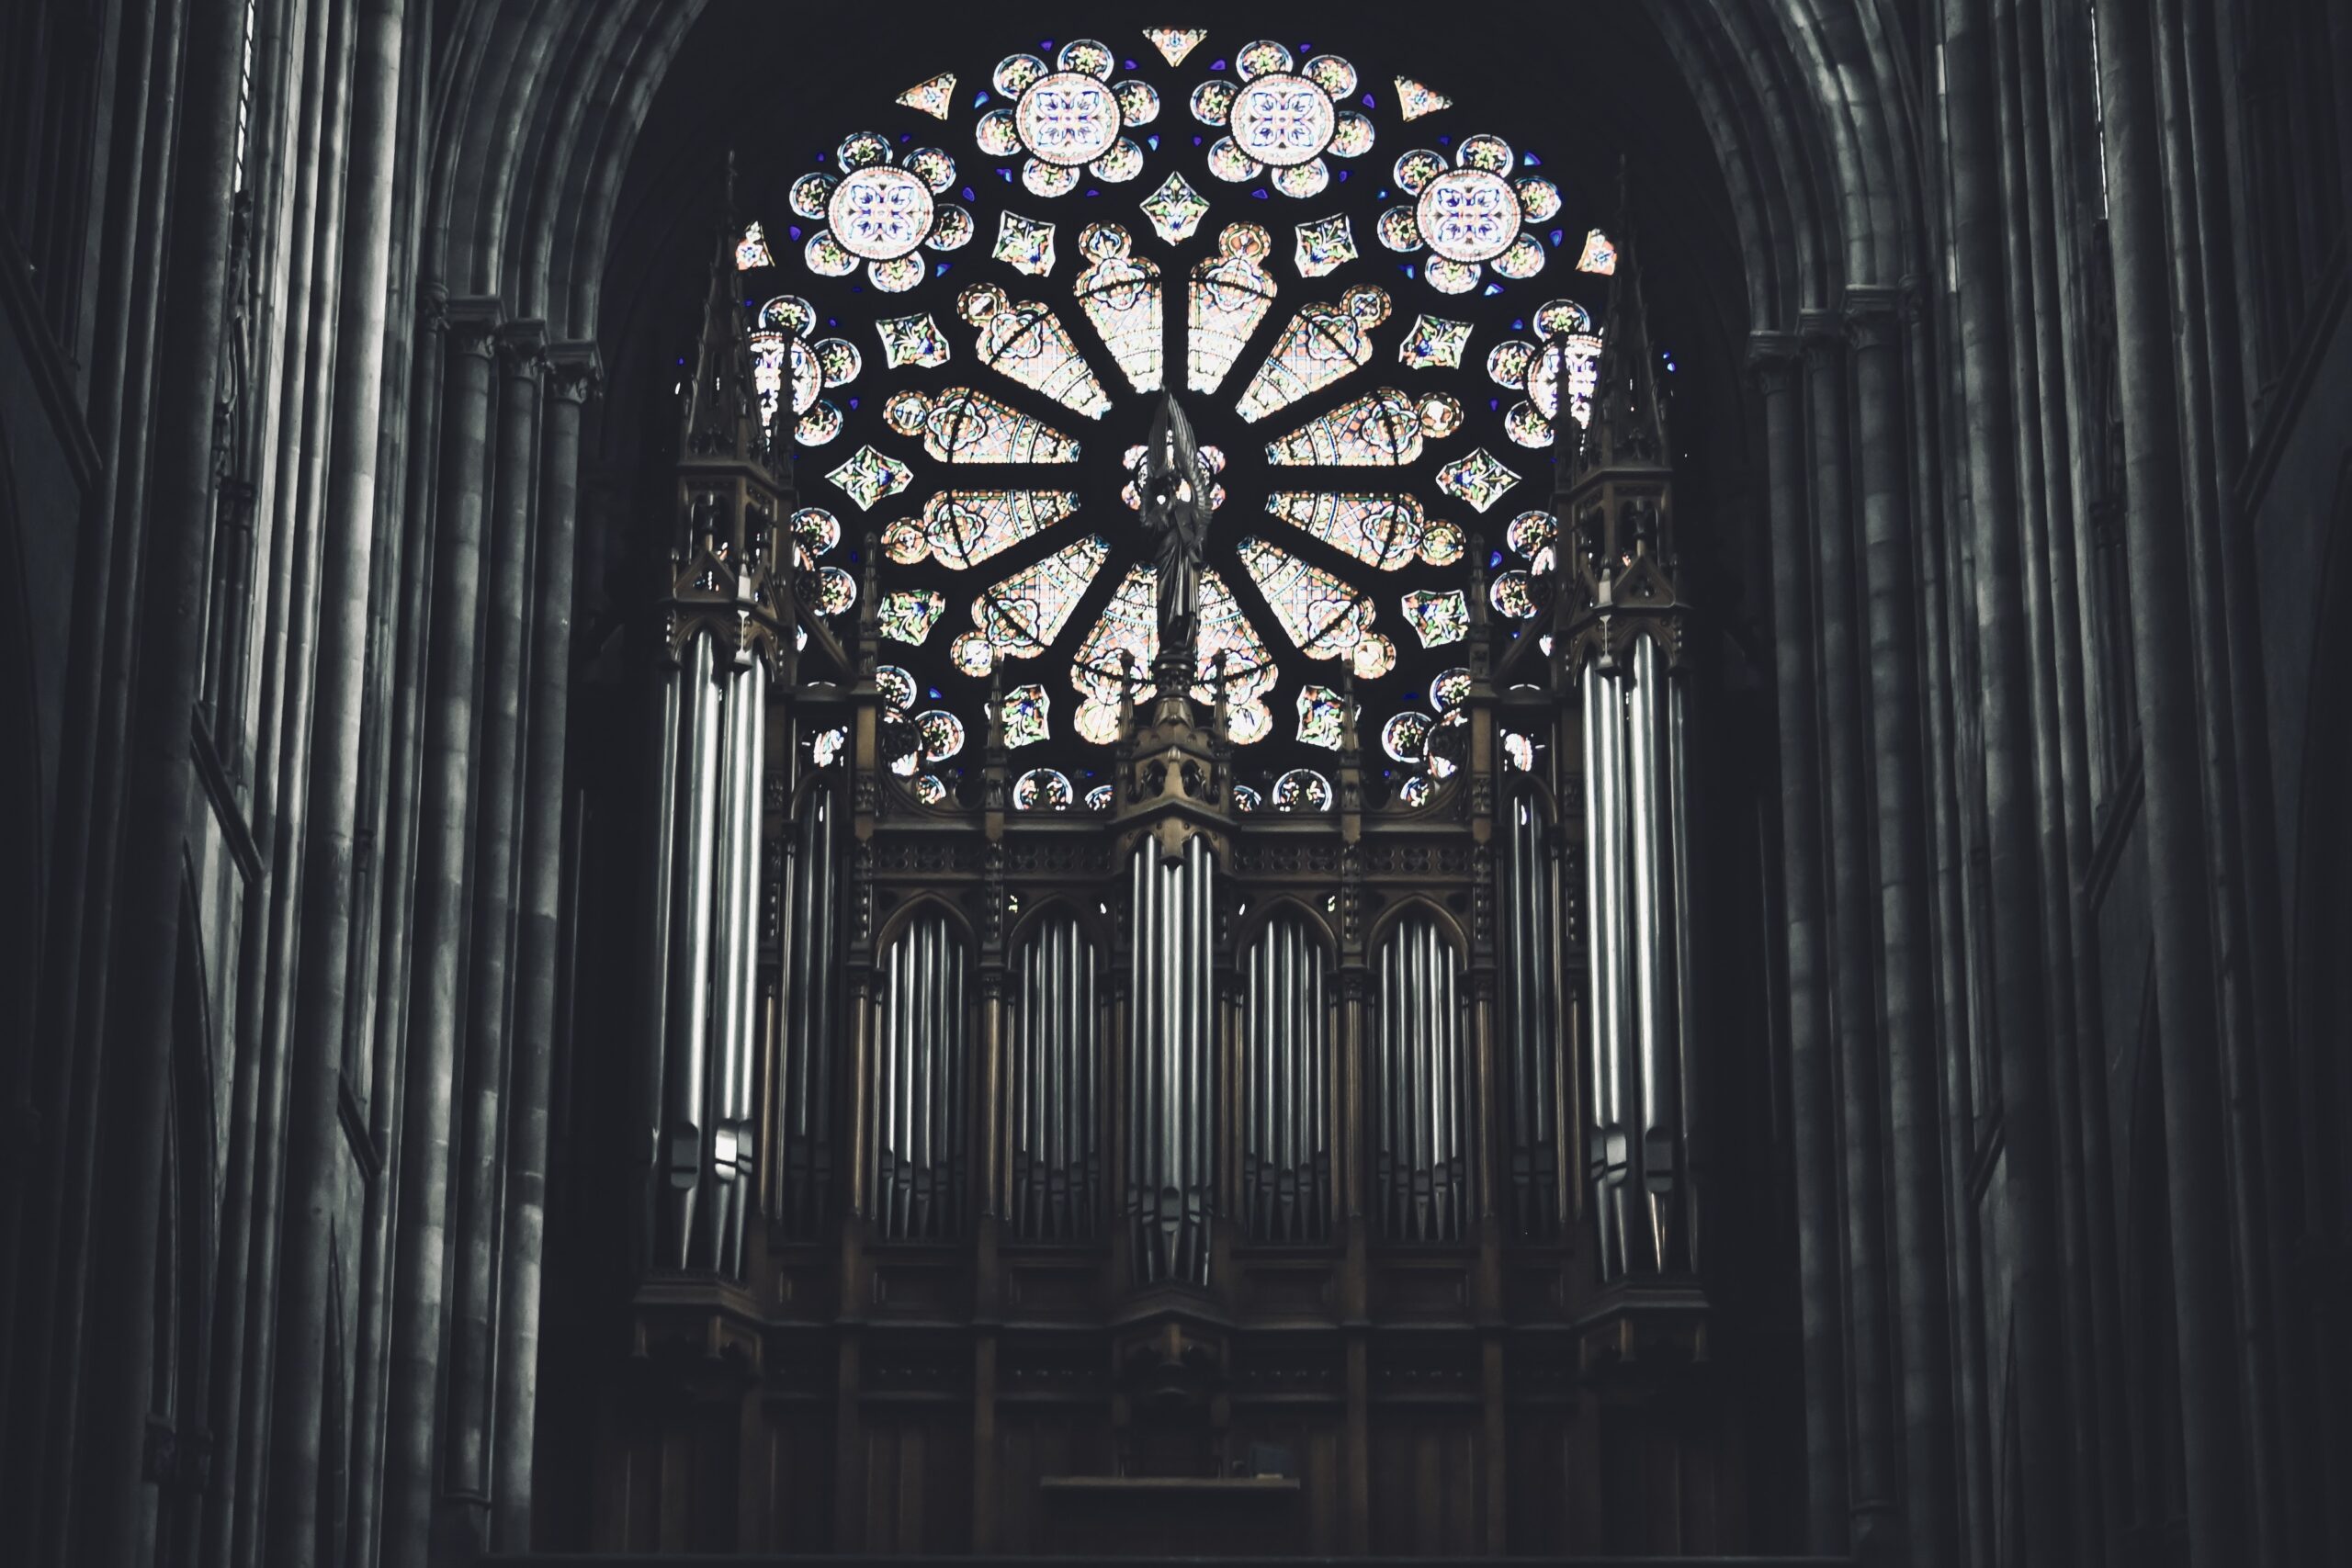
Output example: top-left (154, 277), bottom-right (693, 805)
top-left (771, 785), bottom-right (840, 1236)
top-left (650, 635), bottom-right (769, 1274)
top-left (1580, 637), bottom-right (1694, 1279)
top-left (1127, 833), bottom-right (1216, 1285)
top-left (1243, 915), bottom-right (1330, 1242)
top-left (1373, 915), bottom-right (1471, 1242)
top-left (1498, 793), bottom-right (1563, 1236)
top-left (871, 912), bottom-right (968, 1241)
top-left (1011, 913), bottom-right (1099, 1241)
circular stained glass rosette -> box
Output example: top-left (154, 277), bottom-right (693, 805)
top-left (913, 708), bottom-right (966, 763)
top-left (913, 773), bottom-right (949, 805)
top-left (1417, 167), bottom-right (1521, 264)
top-left (1012, 767), bottom-right (1074, 809)
top-left (1272, 768), bottom-right (1333, 812)
top-left (1508, 509), bottom-right (1557, 558)
top-left (1430, 667), bottom-right (1474, 712)
top-left (1426, 709), bottom-right (1468, 777)
top-left (829, 166), bottom-right (936, 262)
top-left (1382, 709), bottom-right (1435, 763)
top-left (1229, 72), bottom-right (1337, 166)
top-left (1503, 731), bottom-right (1536, 772)
top-left (1017, 72), bottom-right (1124, 166)
top-left (811, 728), bottom-right (847, 768)
top-left (1084, 784), bottom-right (1114, 811)
top-left (1490, 570), bottom-right (1540, 618)
top-left (793, 505), bottom-right (842, 556)
top-left (875, 664), bottom-right (917, 714)
top-left (1233, 784), bottom-right (1262, 814)
top-left (814, 566), bottom-right (858, 615)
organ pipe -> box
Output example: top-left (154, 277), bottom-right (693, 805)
top-left (772, 784), bottom-right (840, 1236)
top-left (871, 912), bottom-right (969, 1241)
top-left (1243, 916), bottom-right (1331, 1242)
top-left (1580, 637), bottom-right (1694, 1280)
top-left (1373, 915), bottom-right (1471, 1243)
top-left (650, 634), bottom-right (770, 1275)
top-left (1127, 834), bottom-right (1216, 1286)
top-left (1498, 793), bottom-right (1563, 1236)
top-left (1011, 914), bottom-right (1099, 1241)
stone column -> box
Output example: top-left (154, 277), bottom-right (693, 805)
top-left (489, 340), bottom-right (597, 1551)
top-left (266, 0), bottom-right (411, 1556)
top-left (1849, 287), bottom-right (1958, 1568)
top-left (1946, 2), bottom-right (2074, 1559)
top-left (381, 293), bottom-right (501, 1568)
top-left (77, 0), bottom-right (249, 1563)
top-left (1747, 333), bottom-right (1847, 1555)
top-left (442, 317), bottom-right (544, 1549)
top-left (2096, 4), bottom-right (2248, 1562)
top-left (1801, 311), bottom-right (1898, 1555)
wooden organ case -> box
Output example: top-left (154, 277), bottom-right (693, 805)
top-left (589, 212), bottom-right (1752, 1559)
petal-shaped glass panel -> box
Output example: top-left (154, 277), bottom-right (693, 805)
top-left (1236, 285), bottom-right (1390, 422)
top-left (1187, 224), bottom-right (1278, 393)
top-left (957, 283), bottom-right (1113, 417)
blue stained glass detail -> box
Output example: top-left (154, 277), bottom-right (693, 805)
top-left (999, 167), bottom-right (1013, 180)
top-left (1252, 189), bottom-right (1269, 200)
top-left (1193, 135), bottom-right (1204, 146)
top-left (935, 263), bottom-right (951, 276)
top-left (975, 90), bottom-right (990, 106)
top-left (1125, 58), bottom-right (1137, 69)
top-left (789, 225), bottom-right (803, 241)
top-left (1147, 134), bottom-right (1159, 150)
top-left (962, 186), bottom-right (976, 200)
top-left (1211, 58), bottom-right (1227, 70)
top-left (1485, 283), bottom-right (1503, 295)
top-left (1550, 229), bottom-right (1565, 245)
top-left (1362, 93), bottom-right (1375, 107)
top-left (1524, 151), bottom-right (1543, 165)
top-left (1439, 135), bottom-right (1452, 145)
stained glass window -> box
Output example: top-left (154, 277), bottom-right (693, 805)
top-left (1264, 387), bottom-right (1456, 466)
top-left (971, 534), bottom-right (1109, 660)
top-left (959, 284), bottom-right (1113, 417)
top-left (886, 387), bottom-right (1081, 464)
top-left (925, 489), bottom-right (1080, 570)
top-left (752, 28), bottom-right (1622, 798)
top-left (1237, 285), bottom-right (1391, 422)
top-left (1240, 538), bottom-right (1377, 659)
top-left (1075, 224), bottom-right (1164, 391)
top-left (1001, 683), bottom-right (1051, 748)
top-left (1189, 224), bottom-right (1277, 392)
top-left (1266, 492), bottom-right (1425, 570)
top-left (1295, 684), bottom-right (1348, 749)
top-left (1012, 767), bottom-right (1075, 809)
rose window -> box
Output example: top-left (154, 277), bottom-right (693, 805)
top-left (740, 31), bottom-right (1623, 810)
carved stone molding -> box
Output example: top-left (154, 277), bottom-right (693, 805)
top-left (444, 295), bottom-right (503, 362)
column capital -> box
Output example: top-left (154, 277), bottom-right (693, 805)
top-left (1797, 308), bottom-right (1846, 367)
top-left (1842, 285), bottom-right (1902, 350)
top-left (545, 341), bottom-right (603, 405)
top-left (496, 317), bottom-right (548, 377)
top-left (445, 296), bottom-right (503, 361)
top-left (1746, 330), bottom-right (1803, 389)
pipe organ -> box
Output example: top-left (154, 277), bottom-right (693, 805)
top-left (1498, 793), bottom-right (1566, 1238)
top-left (1557, 220), bottom-right (1699, 1282)
top-left (600, 202), bottom-right (1738, 1559)
top-left (1372, 913), bottom-right (1474, 1244)
top-left (1126, 832), bottom-right (1218, 1285)
top-left (1009, 912), bottom-right (1099, 1242)
top-left (1241, 913), bottom-right (1333, 1243)
top-left (870, 912), bottom-right (971, 1242)
top-left (768, 785), bottom-right (842, 1237)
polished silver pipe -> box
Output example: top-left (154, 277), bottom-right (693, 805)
top-left (1627, 636), bottom-right (1665, 1272)
top-left (709, 660), bottom-right (755, 1270)
top-left (666, 631), bottom-right (723, 1265)
top-left (875, 926), bottom-right (895, 1235)
top-left (1667, 672), bottom-right (1695, 1269)
top-left (645, 665), bottom-right (683, 1241)
top-left (733, 661), bottom-right (767, 1263)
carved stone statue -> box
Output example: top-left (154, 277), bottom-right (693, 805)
top-left (1137, 392), bottom-right (1211, 657)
